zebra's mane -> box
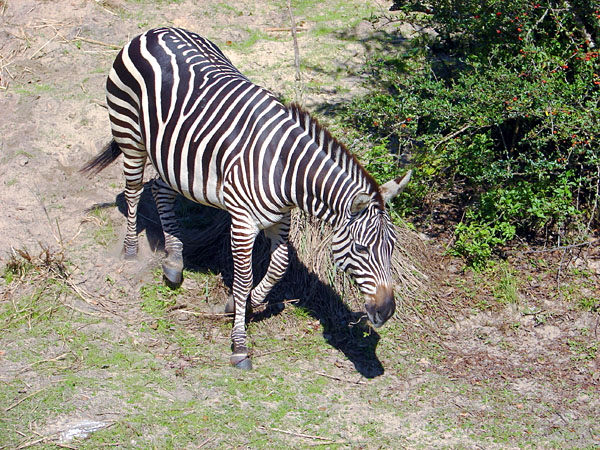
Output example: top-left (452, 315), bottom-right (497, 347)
top-left (288, 103), bottom-right (382, 204)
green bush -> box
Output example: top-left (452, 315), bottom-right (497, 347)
top-left (347, 0), bottom-right (599, 265)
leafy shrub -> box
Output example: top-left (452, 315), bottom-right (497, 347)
top-left (347, 0), bottom-right (599, 265)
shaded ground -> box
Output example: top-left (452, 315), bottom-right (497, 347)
top-left (0, 0), bottom-right (599, 449)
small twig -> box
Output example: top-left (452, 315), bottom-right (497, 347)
top-left (254, 348), bottom-right (288, 358)
top-left (523, 240), bottom-right (596, 254)
top-left (75, 36), bottom-right (120, 50)
top-left (24, 351), bottom-right (70, 370)
top-left (260, 426), bottom-right (343, 443)
top-left (526, 7), bottom-right (550, 42)
top-left (53, 442), bottom-right (79, 450)
top-left (5, 387), bottom-right (46, 412)
top-left (197, 435), bottom-right (215, 449)
top-left (91, 99), bottom-right (108, 109)
top-left (95, 1), bottom-right (118, 16)
top-left (17, 436), bottom-right (48, 450)
top-left (287, 0), bottom-right (301, 82)
top-left (316, 371), bottom-right (366, 385)
top-left (522, 309), bottom-right (546, 316)
top-left (175, 309), bottom-right (231, 317)
top-left (433, 124), bottom-right (472, 151)
top-left (29, 33), bottom-right (58, 59)
top-left (265, 27), bottom-right (307, 32)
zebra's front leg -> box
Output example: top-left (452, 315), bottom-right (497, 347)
top-left (229, 217), bottom-right (259, 370)
top-left (250, 217), bottom-right (291, 309)
top-left (152, 178), bottom-right (184, 286)
top-left (224, 216), bottom-right (291, 314)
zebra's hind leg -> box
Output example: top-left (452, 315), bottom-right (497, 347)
top-left (151, 178), bottom-right (184, 287)
top-left (122, 150), bottom-right (147, 260)
top-left (229, 214), bottom-right (259, 370)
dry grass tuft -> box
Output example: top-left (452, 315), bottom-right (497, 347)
top-left (286, 211), bottom-right (444, 334)
top-left (4, 245), bottom-right (68, 284)
top-left (2, 245), bottom-right (116, 322)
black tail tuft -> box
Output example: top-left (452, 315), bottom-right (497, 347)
top-left (80, 140), bottom-right (122, 176)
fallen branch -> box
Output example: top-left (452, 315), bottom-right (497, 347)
top-left (29, 33), bottom-right (58, 59)
top-left (287, 0), bottom-right (301, 82)
top-left (76, 36), bottom-right (120, 50)
top-left (265, 27), bottom-right (307, 32)
top-left (197, 435), bottom-right (215, 449)
top-left (173, 309), bottom-right (231, 317)
top-left (254, 348), bottom-right (288, 358)
top-left (17, 436), bottom-right (48, 450)
top-left (433, 124), bottom-right (472, 151)
top-left (260, 426), bottom-right (345, 444)
top-left (316, 371), bottom-right (366, 385)
top-left (5, 388), bottom-right (46, 412)
top-left (523, 240), bottom-right (597, 254)
top-left (23, 352), bottom-right (70, 371)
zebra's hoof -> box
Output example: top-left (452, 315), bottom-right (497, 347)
top-left (223, 295), bottom-right (234, 314)
top-left (122, 249), bottom-right (137, 261)
top-left (162, 263), bottom-right (183, 288)
top-left (230, 353), bottom-right (252, 370)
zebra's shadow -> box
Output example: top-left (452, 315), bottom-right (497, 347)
top-left (115, 181), bottom-right (384, 378)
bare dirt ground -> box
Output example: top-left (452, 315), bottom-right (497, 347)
top-left (1, 0), bottom-right (599, 449)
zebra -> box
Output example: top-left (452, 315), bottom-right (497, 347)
top-left (82, 27), bottom-right (412, 370)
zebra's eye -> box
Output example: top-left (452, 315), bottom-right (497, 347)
top-left (355, 244), bottom-right (369, 255)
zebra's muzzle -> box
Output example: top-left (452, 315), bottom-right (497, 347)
top-left (365, 285), bottom-right (396, 328)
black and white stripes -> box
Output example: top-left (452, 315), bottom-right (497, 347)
top-left (84, 27), bottom-right (411, 369)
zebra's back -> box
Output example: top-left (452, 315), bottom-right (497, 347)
top-left (106, 27), bottom-right (295, 218)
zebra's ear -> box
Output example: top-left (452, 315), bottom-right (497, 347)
top-left (351, 192), bottom-right (372, 214)
top-left (379, 169), bottom-right (412, 203)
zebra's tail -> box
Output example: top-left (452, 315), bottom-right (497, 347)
top-left (80, 140), bottom-right (121, 176)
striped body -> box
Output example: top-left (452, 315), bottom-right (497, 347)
top-left (90, 27), bottom-right (412, 369)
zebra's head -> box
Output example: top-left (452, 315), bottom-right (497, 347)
top-left (332, 170), bottom-right (412, 328)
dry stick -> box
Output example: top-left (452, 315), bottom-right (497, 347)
top-left (254, 348), bottom-right (288, 358)
top-left (54, 443), bottom-right (79, 450)
top-left (29, 33), bottom-right (58, 59)
top-left (91, 99), bottom-right (108, 109)
top-left (95, 2), bottom-right (118, 16)
top-left (433, 124), bottom-right (472, 151)
top-left (16, 436), bottom-right (47, 450)
top-left (523, 240), bottom-right (597, 253)
top-left (287, 0), bottom-right (301, 82)
top-left (265, 27), bottom-right (307, 32)
top-left (76, 36), bottom-right (120, 49)
top-left (5, 387), bottom-right (46, 412)
top-left (175, 309), bottom-right (231, 317)
top-left (587, 164), bottom-right (600, 232)
top-left (197, 435), bottom-right (215, 449)
top-left (316, 371), bottom-right (366, 385)
top-left (23, 351), bottom-right (70, 371)
top-left (261, 426), bottom-right (344, 444)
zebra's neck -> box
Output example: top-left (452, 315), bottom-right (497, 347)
top-left (285, 105), bottom-right (381, 228)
